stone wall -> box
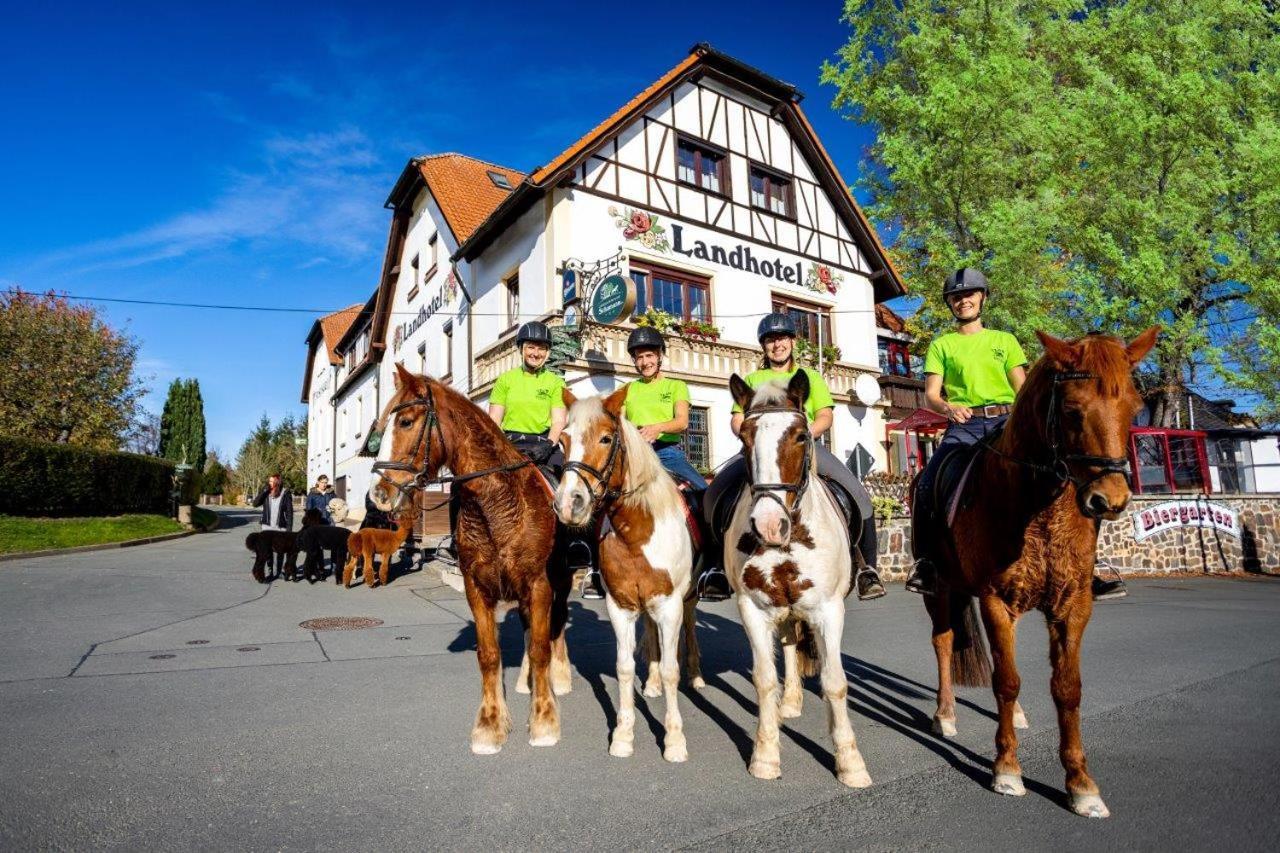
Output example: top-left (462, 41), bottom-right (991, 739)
top-left (873, 493), bottom-right (1280, 578)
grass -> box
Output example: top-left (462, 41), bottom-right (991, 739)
top-left (0, 514), bottom-right (185, 555)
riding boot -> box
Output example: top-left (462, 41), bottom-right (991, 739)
top-left (694, 511), bottom-right (732, 602)
top-left (853, 515), bottom-right (886, 600)
top-left (1092, 560), bottom-right (1128, 600)
top-left (906, 498), bottom-right (938, 596)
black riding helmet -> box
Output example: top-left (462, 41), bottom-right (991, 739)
top-left (516, 321), bottom-right (553, 346)
top-left (757, 312), bottom-right (798, 343)
top-left (627, 326), bottom-right (666, 355)
top-left (942, 267), bottom-right (990, 299)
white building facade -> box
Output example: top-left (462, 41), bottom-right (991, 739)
top-left (306, 45), bottom-right (906, 517)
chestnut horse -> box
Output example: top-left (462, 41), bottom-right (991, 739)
top-left (369, 364), bottom-right (573, 754)
top-left (725, 372), bottom-right (873, 788)
top-left (923, 328), bottom-right (1158, 818)
top-left (553, 387), bottom-right (703, 762)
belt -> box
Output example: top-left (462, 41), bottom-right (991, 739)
top-left (971, 403), bottom-right (1013, 418)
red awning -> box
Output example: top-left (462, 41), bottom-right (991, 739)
top-left (888, 408), bottom-right (949, 434)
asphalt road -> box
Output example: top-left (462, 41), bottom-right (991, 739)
top-left (1, 507), bottom-right (1277, 851)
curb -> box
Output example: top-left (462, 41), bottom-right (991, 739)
top-left (0, 528), bottom-right (199, 564)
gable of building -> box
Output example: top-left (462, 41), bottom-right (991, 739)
top-left (301, 303), bottom-right (363, 403)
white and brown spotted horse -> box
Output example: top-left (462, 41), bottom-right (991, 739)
top-left (554, 387), bottom-right (704, 762)
top-left (725, 371), bottom-right (873, 788)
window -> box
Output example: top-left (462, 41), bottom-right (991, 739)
top-left (629, 263), bottom-right (711, 323)
top-left (418, 341), bottom-right (427, 376)
top-left (407, 284), bottom-right (419, 303)
top-left (771, 295), bottom-right (832, 348)
top-left (750, 165), bottom-right (794, 218)
top-left (1129, 429), bottom-right (1210, 494)
top-left (346, 349), bottom-right (356, 371)
top-left (680, 406), bottom-right (710, 473)
top-left (426, 234), bottom-right (438, 279)
top-left (505, 274), bottom-right (520, 329)
top-left (487, 170), bottom-right (512, 190)
top-left (442, 322), bottom-right (454, 379)
top-left (879, 339), bottom-right (914, 377)
top-left (677, 136), bottom-right (728, 195)
top-left (355, 396), bottom-right (363, 438)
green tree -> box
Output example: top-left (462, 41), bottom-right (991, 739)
top-left (159, 379), bottom-right (207, 469)
top-left (233, 414), bottom-right (273, 500)
top-left (201, 449), bottom-right (228, 496)
top-left (823, 0), bottom-right (1280, 424)
top-left (0, 289), bottom-right (145, 447)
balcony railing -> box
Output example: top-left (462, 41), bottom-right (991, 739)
top-left (472, 320), bottom-right (882, 403)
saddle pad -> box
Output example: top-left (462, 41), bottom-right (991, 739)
top-left (944, 452), bottom-right (982, 527)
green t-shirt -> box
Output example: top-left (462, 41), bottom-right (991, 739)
top-left (490, 366), bottom-right (565, 434)
top-left (732, 366), bottom-right (835, 424)
top-left (624, 376), bottom-right (690, 443)
top-left (923, 329), bottom-right (1027, 408)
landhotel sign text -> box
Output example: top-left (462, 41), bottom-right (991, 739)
top-left (1132, 500), bottom-right (1240, 541)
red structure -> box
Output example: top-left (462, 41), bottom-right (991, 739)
top-left (1128, 427), bottom-right (1211, 494)
top-left (885, 408), bottom-right (949, 475)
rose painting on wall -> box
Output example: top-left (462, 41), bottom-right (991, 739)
top-left (805, 262), bottom-right (843, 295)
top-left (610, 206), bottom-right (670, 253)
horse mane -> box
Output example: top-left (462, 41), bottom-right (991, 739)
top-left (406, 373), bottom-right (526, 471)
top-left (568, 396), bottom-right (683, 519)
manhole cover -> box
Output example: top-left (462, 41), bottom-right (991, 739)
top-left (299, 616), bottom-right (385, 631)
top-left (237, 646), bottom-right (260, 652)
top-left (149, 654), bottom-right (176, 660)
top-left (395, 636), bottom-right (411, 641)
top-left (186, 640), bottom-right (209, 645)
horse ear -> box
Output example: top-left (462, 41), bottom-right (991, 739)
top-left (603, 386), bottom-right (628, 418)
top-left (394, 362), bottom-right (417, 392)
top-left (561, 387), bottom-right (578, 409)
top-left (1126, 326), bottom-right (1160, 365)
top-left (1035, 330), bottom-right (1078, 369)
top-left (729, 374), bottom-right (754, 412)
top-left (787, 369), bottom-right (811, 410)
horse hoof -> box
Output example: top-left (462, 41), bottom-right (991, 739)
top-left (609, 739), bottom-right (634, 758)
top-left (663, 742), bottom-right (689, 763)
top-left (992, 773), bottom-right (1026, 797)
top-left (515, 679), bottom-right (531, 695)
top-left (932, 716), bottom-right (958, 737)
top-left (643, 682), bottom-right (662, 699)
top-left (529, 732), bottom-right (560, 748)
top-left (470, 739), bottom-right (503, 756)
top-left (552, 679), bottom-right (572, 696)
top-left (838, 769), bottom-right (873, 789)
top-left (749, 759), bottom-right (782, 780)
top-left (780, 703), bottom-right (802, 719)
top-left (689, 676), bottom-right (706, 690)
top-left (1071, 792), bottom-right (1110, 818)
top-left (1013, 707), bottom-right (1029, 730)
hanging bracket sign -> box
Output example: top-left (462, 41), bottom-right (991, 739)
top-left (589, 274), bottom-right (636, 324)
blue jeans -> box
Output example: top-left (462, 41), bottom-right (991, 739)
top-left (916, 414), bottom-right (1009, 503)
top-left (654, 443), bottom-right (707, 489)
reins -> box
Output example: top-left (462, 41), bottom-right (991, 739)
top-left (561, 409), bottom-right (642, 517)
top-left (741, 405), bottom-right (815, 519)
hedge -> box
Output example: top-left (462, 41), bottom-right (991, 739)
top-left (0, 435), bottom-right (176, 517)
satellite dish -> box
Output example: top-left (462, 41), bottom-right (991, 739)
top-left (854, 373), bottom-right (882, 406)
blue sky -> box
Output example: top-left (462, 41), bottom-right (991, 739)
top-left (0, 0), bottom-right (882, 458)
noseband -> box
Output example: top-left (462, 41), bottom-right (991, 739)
top-left (561, 411), bottom-right (627, 513)
top-left (985, 370), bottom-right (1132, 497)
top-left (742, 406), bottom-right (814, 519)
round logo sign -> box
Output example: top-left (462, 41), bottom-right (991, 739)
top-left (589, 274), bottom-right (636, 324)
top-left (563, 304), bottom-right (581, 330)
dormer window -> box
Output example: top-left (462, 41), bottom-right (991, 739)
top-left (487, 171), bottom-right (512, 190)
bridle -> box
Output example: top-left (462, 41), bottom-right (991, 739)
top-left (741, 405), bottom-right (814, 519)
top-left (365, 384), bottom-right (534, 513)
top-left (982, 370), bottom-right (1132, 498)
top-left (560, 410), bottom-right (629, 514)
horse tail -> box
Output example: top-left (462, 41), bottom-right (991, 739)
top-left (949, 593), bottom-right (991, 687)
top-left (795, 622), bottom-right (822, 679)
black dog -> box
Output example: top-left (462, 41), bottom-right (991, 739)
top-left (299, 509), bottom-right (351, 585)
top-left (244, 531), bottom-right (300, 583)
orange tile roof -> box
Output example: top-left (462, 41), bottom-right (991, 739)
top-left (876, 303), bottom-right (908, 333)
top-left (530, 52), bottom-right (702, 185)
top-left (319, 304), bottom-right (363, 365)
top-left (417, 154), bottom-right (526, 243)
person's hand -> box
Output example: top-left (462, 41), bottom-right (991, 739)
top-left (946, 403), bottom-right (972, 424)
top-left (638, 424), bottom-right (662, 442)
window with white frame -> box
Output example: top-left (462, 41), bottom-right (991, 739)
top-left (505, 274), bottom-right (520, 329)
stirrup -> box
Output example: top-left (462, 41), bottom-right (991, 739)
top-left (905, 559), bottom-right (937, 596)
top-left (433, 535), bottom-right (458, 567)
top-left (697, 568), bottom-right (732, 602)
top-left (566, 539), bottom-right (593, 571)
top-left (855, 567), bottom-right (887, 601)
top-left (579, 569), bottom-right (605, 600)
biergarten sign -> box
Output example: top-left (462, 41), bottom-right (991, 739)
top-left (1132, 500), bottom-right (1240, 541)
top-left (589, 274), bottom-right (636, 324)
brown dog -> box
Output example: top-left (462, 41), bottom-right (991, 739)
top-left (342, 518), bottom-right (411, 588)
top-left (245, 530), bottom-right (299, 583)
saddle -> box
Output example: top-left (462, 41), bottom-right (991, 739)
top-left (924, 426), bottom-right (1004, 526)
top-left (708, 473), bottom-right (859, 537)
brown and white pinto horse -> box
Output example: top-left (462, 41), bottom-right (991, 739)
top-left (924, 328), bottom-right (1158, 818)
top-left (726, 371), bottom-right (873, 788)
top-left (369, 364), bottom-right (572, 754)
top-left (554, 387), bottom-right (702, 762)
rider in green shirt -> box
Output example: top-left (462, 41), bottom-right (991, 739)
top-left (705, 312), bottom-right (887, 601)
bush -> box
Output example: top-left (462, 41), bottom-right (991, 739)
top-left (0, 435), bottom-right (175, 517)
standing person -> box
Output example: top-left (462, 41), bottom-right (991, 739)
top-left (905, 268), bottom-right (1126, 600)
top-left (253, 473), bottom-right (293, 532)
top-left (703, 313), bottom-right (887, 601)
top-left (305, 475), bottom-right (334, 524)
